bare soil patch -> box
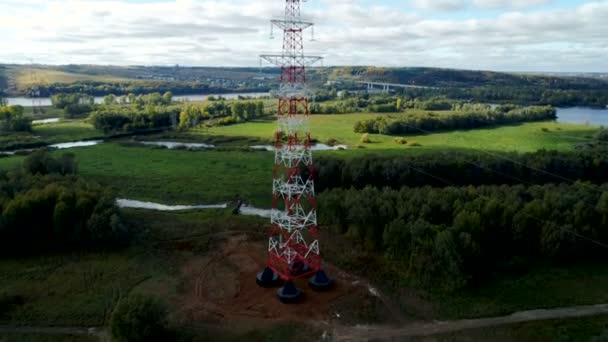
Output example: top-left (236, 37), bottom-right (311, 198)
top-left (175, 235), bottom-right (374, 325)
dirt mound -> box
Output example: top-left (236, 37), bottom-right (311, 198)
top-left (177, 235), bottom-right (371, 324)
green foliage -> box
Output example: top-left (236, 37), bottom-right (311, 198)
top-left (320, 184), bottom-right (608, 290)
top-left (110, 294), bottom-right (169, 342)
top-left (596, 128), bottom-right (608, 142)
top-left (360, 133), bottom-right (371, 144)
top-left (313, 148), bottom-right (608, 192)
top-left (90, 106), bottom-right (179, 133)
top-left (231, 101), bottom-right (264, 122)
top-left (0, 150), bottom-right (124, 255)
top-left (23, 149), bottom-right (77, 175)
top-left (0, 105), bottom-right (32, 132)
top-left (354, 105), bottom-right (556, 135)
top-left (51, 93), bottom-right (95, 118)
top-left (393, 137), bottom-right (407, 145)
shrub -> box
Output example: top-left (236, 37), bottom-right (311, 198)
top-left (360, 133), bottom-right (371, 144)
top-left (541, 127), bottom-right (550, 132)
top-left (408, 141), bottom-right (422, 147)
top-left (394, 137), bottom-right (407, 145)
top-left (326, 138), bottom-right (339, 146)
top-left (596, 128), bottom-right (608, 142)
top-left (23, 150), bottom-right (77, 175)
top-left (110, 294), bottom-right (169, 342)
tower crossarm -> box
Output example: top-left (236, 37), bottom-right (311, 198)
top-left (271, 19), bottom-right (314, 31)
top-left (260, 54), bottom-right (323, 67)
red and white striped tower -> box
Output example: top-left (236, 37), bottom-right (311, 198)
top-left (256, 0), bottom-right (331, 302)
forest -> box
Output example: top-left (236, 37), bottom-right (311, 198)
top-left (0, 150), bottom-right (125, 255)
top-left (313, 146), bottom-right (608, 192)
top-left (25, 80), bottom-right (269, 98)
top-left (319, 184), bottom-right (608, 291)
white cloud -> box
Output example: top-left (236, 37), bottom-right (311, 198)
top-left (412, 0), bottom-right (467, 11)
top-left (472, 0), bottom-right (554, 9)
top-left (0, 0), bottom-right (606, 72)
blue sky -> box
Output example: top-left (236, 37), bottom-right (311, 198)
top-left (0, 0), bottom-right (606, 72)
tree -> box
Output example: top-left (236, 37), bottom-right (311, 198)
top-left (104, 94), bottom-right (116, 106)
top-left (162, 91), bottom-right (173, 105)
top-left (0, 97), bottom-right (6, 107)
top-left (0, 105), bottom-right (31, 132)
top-left (256, 101), bottom-right (264, 117)
top-left (110, 294), bottom-right (169, 342)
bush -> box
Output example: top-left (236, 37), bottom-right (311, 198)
top-left (407, 141), bottom-right (422, 147)
top-left (360, 133), bottom-right (371, 144)
top-left (326, 138), bottom-right (339, 146)
top-left (23, 150), bottom-right (77, 175)
top-left (111, 294), bottom-right (169, 342)
top-left (596, 128), bottom-right (608, 142)
top-left (0, 105), bottom-right (31, 133)
top-left (541, 127), bottom-right (550, 132)
top-left (394, 137), bottom-right (407, 145)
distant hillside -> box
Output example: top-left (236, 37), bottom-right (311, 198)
top-left (0, 66), bottom-right (7, 96)
top-left (2, 64), bottom-right (607, 97)
top-left (323, 66), bottom-right (608, 90)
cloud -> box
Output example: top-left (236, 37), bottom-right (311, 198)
top-left (0, 0), bottom-right (605, 72)
top-left (472, 0), bottom-right (554, 9)
top-left (412, 0), bottom-right (467, 11)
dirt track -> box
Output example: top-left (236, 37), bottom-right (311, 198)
top-left (330, 303), bottom-right (608, 341)
top-left (0, 326), bottom-right (108, 341)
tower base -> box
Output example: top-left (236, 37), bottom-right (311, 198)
top-left (309, 270), bottom-right (333, 291)
top-left (277, 281), bottom-right (303, 304)
top-left (256, 267), bottom-right (280, 288)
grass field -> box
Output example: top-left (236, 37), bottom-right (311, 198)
top-left (12, 68), bottom-right (135, 90)
top-left (200, 114), bottom-right (600, 152)
top-left (436, 264), bottom-right (608, 320)
top-left (413, 315), bottom-right (608, 342)
top-left (0, 121), bottom-right (102, 151)
top-left (0, 209), bottom-right (264, 325)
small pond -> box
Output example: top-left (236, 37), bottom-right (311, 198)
top-left (49, 140), bottom-right (103, 149)
top-left (140, 141), bottom-right (215, 149)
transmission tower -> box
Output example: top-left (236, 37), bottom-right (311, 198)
top-left (29, 62), bottom-right (45, 116)
top-left (256, 0), bottom-right (332, 303)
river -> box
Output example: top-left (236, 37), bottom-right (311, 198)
top-left (555, 107), bottom-right (608, 126)
top-left (5, 92), bottom-right (270, 107)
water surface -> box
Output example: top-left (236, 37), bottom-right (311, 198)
top-left (49, 140), bottom-right (103, 149)
top-left (140, 141), bottom-right (215, 149)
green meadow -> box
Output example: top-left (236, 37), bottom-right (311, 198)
top-left (201, 114), bottom-right (599, 152)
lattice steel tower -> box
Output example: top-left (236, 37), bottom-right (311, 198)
top-left (256, 0), bottom-right (332, 303)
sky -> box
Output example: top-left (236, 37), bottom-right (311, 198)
top-left (0, 0), bottom-right (606, 72)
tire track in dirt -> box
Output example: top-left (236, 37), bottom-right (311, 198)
top-left (330, 303), bottom-right (608, 341)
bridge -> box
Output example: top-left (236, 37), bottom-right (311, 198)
top-left (357, 81), bottom-right (437, 92)
top-left (327, 79), bottom-right (437, 93)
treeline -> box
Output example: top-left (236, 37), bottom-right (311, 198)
top-left (327, 66), bottom-right (608, 90)
top-left (398, 86), bottom-right (608, 108)
top-left (90, 106), bottom-right (179, 134)
top-left (0, 105), bottom-right (32, 133)
top-left (0, 150), bottom-right (125, 255)
top-left (51, 93), bottom-right (95, 117)
top-left (319, 184), bottom-right (608, 290)
top-left (313, 148), bottom-right (608, 192)
top-left (178, 100), bottom-right (265, 129)
top-left (102, 92), bottom-right (173, 106)
top-left (353, 105), bottom-right (556, 134)
top-left (28, 81), bottom-right (269, 97)
top-left (51, 92), bottom-right (176, 118)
